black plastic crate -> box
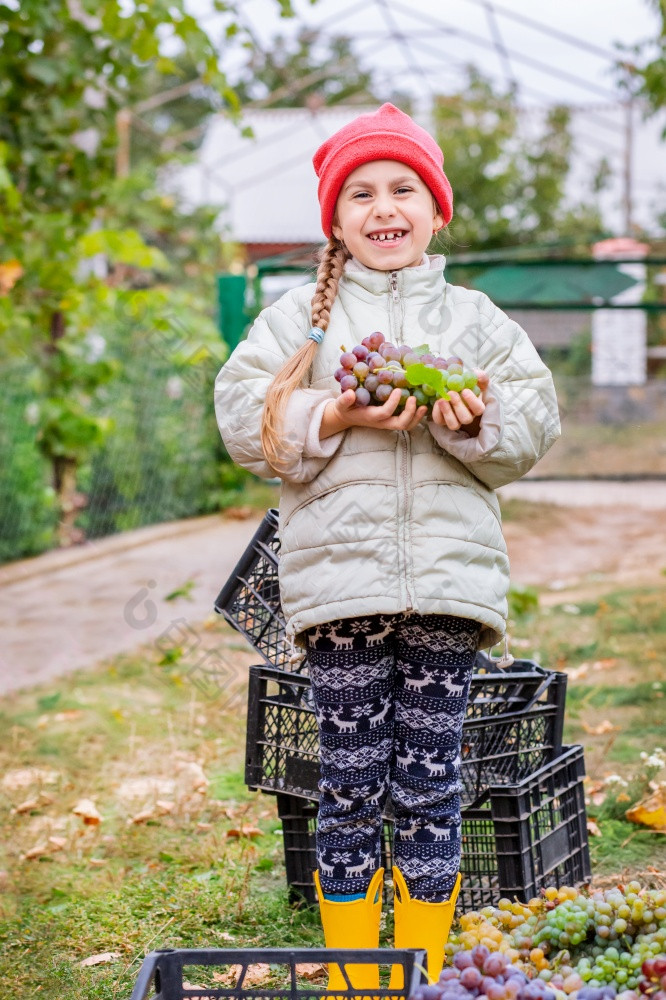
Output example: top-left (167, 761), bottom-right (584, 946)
top-left (246, 665), bottom-right (566, 808)
top-left (214, 510), bottom-right (563, 701)
top-left (129, 947), bottom-right (427, 999)
top-left (274, 746), bottom-right (591, 912)
top-left (214, 509), bottom-right (302, 673)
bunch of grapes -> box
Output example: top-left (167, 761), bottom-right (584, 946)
top-left (334, 330), bottom-right (483, 411)
top-left (638, 957), bottom-right (666, 1000)
top-left (413, 944), bottom-right (560, 1000)
top-left (440, 883), bottom-right (666, 1000)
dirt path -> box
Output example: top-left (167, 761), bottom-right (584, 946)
top-left (1, 481), bottom-right (664, 696)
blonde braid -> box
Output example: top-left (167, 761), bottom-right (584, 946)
top-left (260, 236), bottom-right (350, 474)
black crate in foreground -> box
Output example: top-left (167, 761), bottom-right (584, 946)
top-left (246, 666), bottom-right (566, 808)
top-left (129, 947), bottom-right (427, 1000)
top-left (275, 746), bottom-right (590, 912)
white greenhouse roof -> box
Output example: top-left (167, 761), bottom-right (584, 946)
top-left (165, 105), bottom-right (384, 244)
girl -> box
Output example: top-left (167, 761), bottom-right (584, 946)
top-left (214, 103), bottom-right (560, 988)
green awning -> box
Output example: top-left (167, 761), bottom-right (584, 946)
top-left (469, 263), bottom-right (639, 305)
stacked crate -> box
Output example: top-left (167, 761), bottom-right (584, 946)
top-left (215, 509), bottom-right (591, 910)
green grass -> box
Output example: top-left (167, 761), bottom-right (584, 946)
top-left (1, 583), bottom-right (666, 995)
top-left (508, 580), bottom-right (666, 879)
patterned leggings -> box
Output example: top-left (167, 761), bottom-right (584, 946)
top-left (305, 612), bottom-right (480, 903)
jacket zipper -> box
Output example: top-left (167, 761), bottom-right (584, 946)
top-left (389, 271), bottom-right (400, 341)
top-left (390, 269), bottom-right (415, 613)
top-left (400, 430), bottom-right (415, 611)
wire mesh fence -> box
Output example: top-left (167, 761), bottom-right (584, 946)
top-left (1, 349), bottom-right (229, 564)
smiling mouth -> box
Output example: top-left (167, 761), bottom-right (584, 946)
top-left (367, 230), bottom-right (407, 242)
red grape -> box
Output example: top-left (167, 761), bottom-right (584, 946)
top-left (460, 967), bottom-right (482, 989)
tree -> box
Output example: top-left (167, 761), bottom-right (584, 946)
top-left (231, 27), bottom-right (383, 108)
top-left (430, 67), bottom-right (608, 253)
top-left (0, 0), bottom-right (292, 548)
top-left (621, 1), bottom-right (666, 131)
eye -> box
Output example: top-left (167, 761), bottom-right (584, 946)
top-left (395, 186), bottom-right (413, 194)
top-left (352, 191), bottom-right (371, 199)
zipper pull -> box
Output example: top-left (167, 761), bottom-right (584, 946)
top-left (390, 271), bottom-right (399, 303)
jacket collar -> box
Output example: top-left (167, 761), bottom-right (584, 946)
top-left (340, 253), bottom-right (447, 304)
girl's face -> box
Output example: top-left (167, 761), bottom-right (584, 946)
top-left (332, 159), bottom-right (443, 271)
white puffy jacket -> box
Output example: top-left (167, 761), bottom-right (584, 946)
top-left (214, 255), bottom-right (560, 656)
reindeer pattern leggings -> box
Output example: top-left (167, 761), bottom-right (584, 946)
top-left (304, 611), bottom-right (481, 903)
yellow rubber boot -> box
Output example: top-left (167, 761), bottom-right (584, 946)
top-left (314, 866), bottom-right (384, 994)
top-left (389, 867), bottom-right (462, 989)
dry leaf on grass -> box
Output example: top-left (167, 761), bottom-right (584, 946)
top-left (0, 260), bottom-right (24, 294)
top-left (156, 800), bottom-right (175, 814)
top-left (23, 836), bottom-right (67, 860)
top-left (581, 719), bottom-right (618, 736)
top-left (72, 798), bottom-right (102, 825)
top-left (222, 506), bottom-right (255, 520)
top-left (626, 787), bottom-right (666, 832)
top-left (80, 952), bottom-right (121, 967)
top-left (295, 963), bottom-right (327, 981)
top-left (213, 963), bottom-right (272, 987)
top-left (226, 826), bottom-right (263, 839)
top-left (13, 797), bottom-right (40, 814)
top-left (587, 819), bottom-right (602, 836)
top-left (129, 808), bottom-right (156, 825)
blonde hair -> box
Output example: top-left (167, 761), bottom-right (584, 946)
top-left (260, 235), bottom-right (350, 473)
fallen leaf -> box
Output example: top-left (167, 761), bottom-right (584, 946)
top-left (0, 260), bottom-right (24, 295)
top-left (79, 952), bottom-right (121, 967)
top-left (72, 798), bottom-right (102, 825)
top-left (213, 964), bottom-right (272, 987)
top-left (13, 797), bottom-right (40, 814)
top-left (219, 931), bottom-right (235, 942)
top-left (53, 710), bottom-right (83, 722)
top-left (89, 858), bottom-right (108, 866)
top-left (626, 787), bottom-right (666, 831)
top-left (581, 719), bottom-right (618, 736)
top-left (23, 841), bottom-right (51, 859)
top-left (48, 836), bottom-right (67, 849)
top-left (295, 963), bottom-right (327, 981)
top-left (129, 808), bottom-right (155, 825)
top-left (587, 819), bottom-right (602, 836)
top-left (155, 800), bottom-right (175, 814)
top-left (196, 821), bottom-right (212, 831)
top-left (226, 825), bottom-right (263, 839)
top-left (591, 659), bottom-right (618, 671)
top-left (223, 506), bottom-right (254, 520)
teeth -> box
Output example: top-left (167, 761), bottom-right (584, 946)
top-left (369, 231), bottom-right (404, 242)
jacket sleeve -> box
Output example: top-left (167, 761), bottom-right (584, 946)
top-left (214, 298), bottom-right (346, 484)
top-left (427, 298), bottom-right (561, 490)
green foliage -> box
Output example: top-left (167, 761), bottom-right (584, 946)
top-left (621, 2), bottom-right (666, 130)
top-left (431, 67), bottom-right (607, 251)
top-left (508, 583), bottom-right (540, 622)
top-left (0, 0), bottom-right (281, 553)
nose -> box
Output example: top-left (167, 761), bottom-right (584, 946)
top-left (372, 190), bottom-right (397, 218)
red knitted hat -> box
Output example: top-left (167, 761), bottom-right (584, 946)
top-left (312, 103), bottom-right (453, 238)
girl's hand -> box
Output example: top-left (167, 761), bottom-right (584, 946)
top-left (321, 388), bottom-right (428, 438)
top-left (431, 369), bottom-right (489, 437)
